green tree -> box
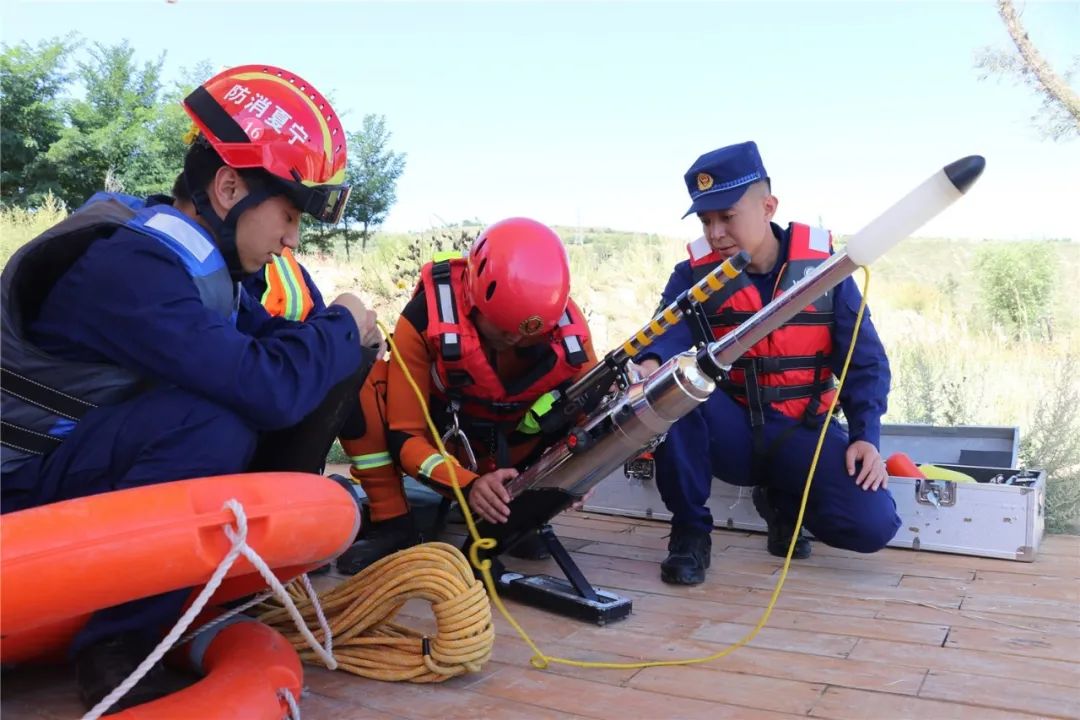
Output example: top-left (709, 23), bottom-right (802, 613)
top-left (0, 36), bottom-right (76, 206)
top-left (46, 41), bottom-right (183, 206)
top-left (342, 115), bottom-right (406, 256)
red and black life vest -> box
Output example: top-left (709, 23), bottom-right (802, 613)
top-left (418, 257), bottom-right (589, 424)
top-left (687, 223), bottom-right (836, 422)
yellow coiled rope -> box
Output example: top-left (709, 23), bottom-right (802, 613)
top-left (256, 541), bottom-right (493, 682)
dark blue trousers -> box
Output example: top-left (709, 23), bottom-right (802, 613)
top-left (653, 390), bottom-right (900, 553)
top-left (2, 387), bottom-right (258, 654)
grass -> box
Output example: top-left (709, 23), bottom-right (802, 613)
top-left (3, 202), bottom-right (1077, 532)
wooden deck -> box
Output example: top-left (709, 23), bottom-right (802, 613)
top-left (3, 511), bottom-right (1079, 719)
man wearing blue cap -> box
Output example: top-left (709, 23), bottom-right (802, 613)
top-left (635, 141), bottom-right (900, 585)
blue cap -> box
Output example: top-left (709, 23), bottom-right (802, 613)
top-left (682, 141), bottom-right (768, 218)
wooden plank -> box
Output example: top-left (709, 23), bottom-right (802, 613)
top-left (482, 633), bottom-right (642, 688)
top-left (307, 665), bottom-right (588, 720)
top-left (552, 512), bottom-right (673, 534)
top-left (564, 552), bottom-right (966, 608)
top-left (973, 569), bottom-right (1080, 601)
top-left (809, 686), bottom-right (1046, 720)
top-left (722, 544), bottom-right (977, 581)
top-left (624, 584), bottom-right (886, 620)
top-left (848, 638), bottom-right (1080, 688)
top-left (613, 602), bottom-right (948, 647)
top-left (553, 626), bottom-right (926, 696)
top-left (943, 625), bottom-right (1080, 663)
top-left (711, 646), bottom-right (927, 696)
top-left (1039, 534), bottom-right (1080, 557)
top-left (901, 573), bottom-right (1080, 604)
top-left (571, 540), bottom-right (673, 564)
top-left (960, 592), bottom-right (1080, 621)
top-left (904, 545), bottom-right (1080, 578)
top-left (467, 660), bottom-right (803, 720)
top-left (298, 691), bottom-right (407, 720)
top-left (874, 602), bottom-right (1080, 637)
top-left (689, 621), bottom-right (859, 658)
top-left (920, 669), bottom-right (1080, 719)
top-left (628, 664), bottom-right (826, 715)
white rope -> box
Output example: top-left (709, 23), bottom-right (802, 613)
top-left (177, 591), bottom-right (272, 646)
top-left (298, 572), bottom-right (333, 660)
top-left (279, 687), bottom-right (302, 720)
top-left (223, 520), bottom-right (338, 671)
top-left (81, 498), bottom-right (337, 720)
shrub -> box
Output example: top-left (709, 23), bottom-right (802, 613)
top-left (974, 243), bottom-right (1056, 339)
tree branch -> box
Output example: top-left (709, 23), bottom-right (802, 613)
top-left (997, 0), bottom-right (1080, 129)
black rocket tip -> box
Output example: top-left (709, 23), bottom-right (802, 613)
top-left (943, 156), bottom-right (986, 194)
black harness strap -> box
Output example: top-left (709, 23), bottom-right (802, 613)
top-left (0, 367), bottom-right (95, 421)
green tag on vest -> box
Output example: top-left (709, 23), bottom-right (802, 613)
top-left (517, 391), bottom-right (558, 435)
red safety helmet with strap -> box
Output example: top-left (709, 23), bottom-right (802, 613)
top-left (181, 64), bottom-right (350, 224)
top-left (465, 218), bottom-right (571, 337)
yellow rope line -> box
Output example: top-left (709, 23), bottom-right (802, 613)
top-left (263, 266), bottom-right (870, 676)
top-left (257, 542), bottom-right (493, 682)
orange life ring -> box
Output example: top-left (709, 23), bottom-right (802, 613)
top-left (107, 617), bottom-right (304, 720)
top-left (0, 472), bottom-right (359, 662)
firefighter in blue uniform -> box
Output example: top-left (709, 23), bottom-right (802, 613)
top-left (636, 141), bottom-right (901, 585)
top-left (0, 65), bottom-right (381, 710)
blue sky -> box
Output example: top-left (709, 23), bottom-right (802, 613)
top-left (4, 0), bottom-right (1078, 240)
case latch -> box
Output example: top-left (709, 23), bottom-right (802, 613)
top-left (916, 478), bottom-right (956, 508)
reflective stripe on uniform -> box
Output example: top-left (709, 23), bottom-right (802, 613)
top-left (418, 453), bottom-right (447, 480)
top-left (350, 451), bottom-right (393, 471)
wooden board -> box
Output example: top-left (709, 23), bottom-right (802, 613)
top-left (3, 513), bottom-right (1077, 719)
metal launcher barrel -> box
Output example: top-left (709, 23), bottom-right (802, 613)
top-left (476, 156), bottom-right (986, 557)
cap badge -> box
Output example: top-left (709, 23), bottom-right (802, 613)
top-left (696, 173), bottom-right (713, 192)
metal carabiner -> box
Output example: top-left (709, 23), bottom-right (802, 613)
top-left (441, 405), bottom-right (478, 473)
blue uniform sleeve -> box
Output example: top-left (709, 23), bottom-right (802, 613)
top-left (236, 285), bottom-right (292, 337)
top-left (30, 231), bottom-right (363, 432)
top-left (240, 269), bottom-right (268, 308)
top-left (298, 262), bottom-right (327, 313)
top-left (638, 261), bottom-right (696, 365)
top-left (829, 277), bottom-right (890, 449)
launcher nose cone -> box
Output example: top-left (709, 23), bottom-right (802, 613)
top-left (943, 156), bottom-right (986, 195)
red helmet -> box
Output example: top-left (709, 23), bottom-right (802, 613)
top-left (181, 64), bottom-right (350, 223)
top-left (466, 218), bottom-right (571, 337)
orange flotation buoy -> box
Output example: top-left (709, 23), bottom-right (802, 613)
top-left (0, 472), bottom-right (359, 662)
top-left (107, 617), bottom-right (303, 720)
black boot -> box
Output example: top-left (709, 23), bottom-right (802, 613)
top-left (335, 514), bottom-right (421, 575)
top-left (660, 526), bottom-right (712, 585)
top-left (752, 486), bottom-right (811, 559)
top-left (74, 631), bottom-right (188, 711)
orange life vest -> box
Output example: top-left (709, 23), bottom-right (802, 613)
top-left (260, 248), bottom-right (315, 322)
top-left (418, 257), bottom-right (589, 423)
top-left (688, 223), bottom-right (836, 421)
